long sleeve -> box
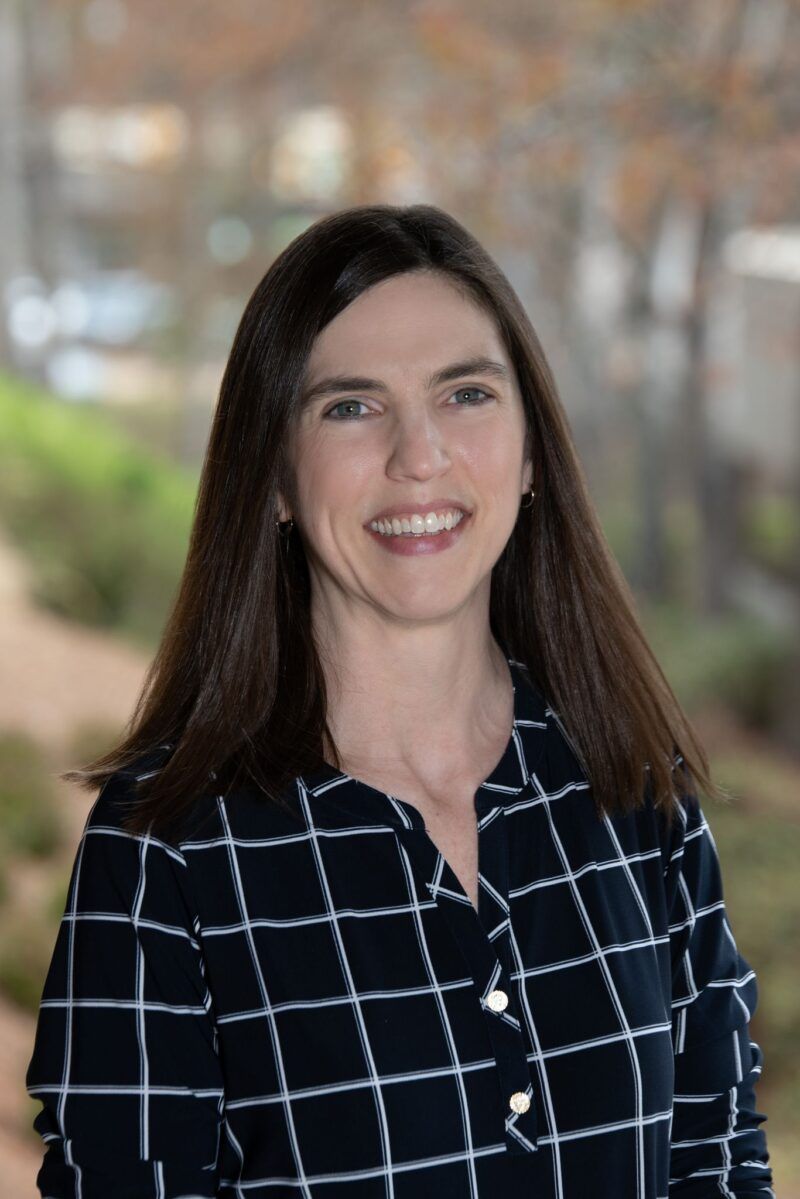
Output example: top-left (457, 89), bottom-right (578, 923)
top-left (665, 770), bottom-right (774, 1196)
top-left (25, 770), bottom-right (226, 1199)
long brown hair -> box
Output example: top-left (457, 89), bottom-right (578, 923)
top-left (62, 203), bottom-right (725, 840)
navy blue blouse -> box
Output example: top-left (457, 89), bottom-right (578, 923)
top-left (26, 656), bottom-right (773, 1197)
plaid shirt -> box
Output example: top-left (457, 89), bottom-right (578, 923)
top-left (26, 656), bottom-right (773, 1197)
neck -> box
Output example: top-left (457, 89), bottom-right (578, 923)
top-left (316, 625), bottom-right (513, 784)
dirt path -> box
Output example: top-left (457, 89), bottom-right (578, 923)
top-left (0, 527), bottom-right (149, 775)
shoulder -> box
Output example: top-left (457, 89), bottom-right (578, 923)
top-left (633, 753), bottom-right (709, 894)
top-left (89, 742), bottom-right (170, 814)
top-left (86, 743), bottom-right (188, 856)
top-left (74, 747), bottom-right (209, 925)
top-left (89, 742), bottom-right (222, 845)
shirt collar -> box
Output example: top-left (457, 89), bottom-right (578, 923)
top-left (297, 655), bottom-right (550, 831)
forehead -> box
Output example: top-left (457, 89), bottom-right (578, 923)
top-left (305, 272), bottom-right (509, 378)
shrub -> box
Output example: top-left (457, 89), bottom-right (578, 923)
top-left (641, 600), bottom-right (788, 728)
top-left (0, 731), bottom-right (62, 859)
top-left (0, 373), bottom-right (196, 649)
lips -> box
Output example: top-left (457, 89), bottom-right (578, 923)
top-left (365, 508), bottom-right (472, 554)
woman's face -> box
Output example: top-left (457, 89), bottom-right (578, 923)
top-left (280, 270), bottom-right (533, 629)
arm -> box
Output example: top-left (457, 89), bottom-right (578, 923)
top-left (666, 768), bottom-right (774, 1196)
top-left (25, 770), bottom-right (225, 1198)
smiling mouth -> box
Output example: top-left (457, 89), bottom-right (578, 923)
top-left (368, 509), bottom-right (468, 538)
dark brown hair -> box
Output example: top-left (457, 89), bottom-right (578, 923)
top-left (62, 203), bottom-right (725, 840)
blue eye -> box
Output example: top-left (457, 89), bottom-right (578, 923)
top-left (322, 399), bottom-right (371, 421)
top-left (451, 387), bottom-right (491, 405)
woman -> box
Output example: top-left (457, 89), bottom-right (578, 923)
top-left (26, 205), bottom-right (773, 1197)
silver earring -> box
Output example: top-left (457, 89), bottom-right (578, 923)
top-left (276, 516), bottom-right (294, 537)
top-left (520, 485), bottom-right (535, 510)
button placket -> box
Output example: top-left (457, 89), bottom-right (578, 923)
top-left (476, 802), bottom-right (539, 1150)
top-left (411, 807), bottom-right (539, 1154)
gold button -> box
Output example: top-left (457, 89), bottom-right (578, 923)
top-left (509, 1091), bottom-right (530, 1114)
top-left (486, 988), bottom-right (509, 1012)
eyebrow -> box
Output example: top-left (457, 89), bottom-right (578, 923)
top-left (299, 356), bottom-right (511, 407)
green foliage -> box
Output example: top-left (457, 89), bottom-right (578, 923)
top-left (0, 859), bottom-right (72, 1016)
top-left (601, 487), bottom-right (793, 730)
top-left (0, 372), bottom-right (197, 650)
top-left (743, 493), bottom-right (798, 579)
top-left (0, 731), bottom-right (66, 1012)
top-left (640, 599), bottom-right (788, 727)
top-left (0, 908), bottom-right (55, 1013)
top-left (0, 731), bottom-right (62, 858)
top-left (703, 794), bottom-right (800, 1088)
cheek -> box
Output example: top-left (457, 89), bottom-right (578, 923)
top-left (459, 430), bottom-right (524, 497)
top-left (297, 437), bottom-right (377, 510)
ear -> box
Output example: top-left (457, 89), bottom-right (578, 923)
top-left (522, 458), bottom-right (534, 494)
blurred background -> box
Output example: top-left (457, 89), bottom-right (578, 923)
top-left (1, 0), bottom-right (798, 1192)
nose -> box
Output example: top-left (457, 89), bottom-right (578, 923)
top-left (385, 411), bottom-right (451, 481)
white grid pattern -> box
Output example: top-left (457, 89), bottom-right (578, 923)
top-left (26, 657), bottom-right (773, 1197)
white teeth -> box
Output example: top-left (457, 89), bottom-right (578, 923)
top-left (369, 509), bottom-right (466, 537)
